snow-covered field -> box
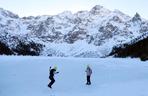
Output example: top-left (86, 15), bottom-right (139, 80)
top-left (0, 56), bottom-right (148, 96)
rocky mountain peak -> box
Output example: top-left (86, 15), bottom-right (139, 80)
top-left (91, 5), bottom-right (103, 11)
top-left (132, 12), bottom-right (141, 22)
top-left (0, 8), bottom-right (19, 19)
top-left (90, 5), bottom-right (111, 15)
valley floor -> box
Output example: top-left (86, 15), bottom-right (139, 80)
top-left (0, 56), bottom-right (148, 96)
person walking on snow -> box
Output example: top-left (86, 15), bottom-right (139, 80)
top-left (85, 65), bottom-right (92, 85)
top-left (48, 66), bottom-right (59, 88)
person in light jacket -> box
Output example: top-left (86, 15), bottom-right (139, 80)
top-left (85, 65), bottom-right (92, 85)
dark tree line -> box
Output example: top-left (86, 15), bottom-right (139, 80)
top-left (0, 40), bottom-right (44, 56)
top-left (109, 37), bottom-right (148, 61)
top-left (0, 41), bottom-right (13, 55)
top-left (13, 41), bottom-right (43, 56)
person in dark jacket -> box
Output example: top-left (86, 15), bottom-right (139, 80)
top-left (85, 65), bottom-right (92, 85)
top-left (48, 66), bottom-right (59, 88)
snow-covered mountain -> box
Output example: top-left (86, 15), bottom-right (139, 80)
top-left (0, 5), bottom-right (148, 57)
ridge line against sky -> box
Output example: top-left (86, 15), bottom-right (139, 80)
top-left (0, 0), bottom-right (147, 19)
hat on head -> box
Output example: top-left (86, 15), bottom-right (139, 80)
top-left (87, 64), bottom-right (90, 68)
top-left (53, 66), bottom-right (57, 70)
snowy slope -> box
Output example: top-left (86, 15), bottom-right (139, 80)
top-left (0, 56), bottom-right (148, 96)
top-left (0, 5), bottom-right (148, 57)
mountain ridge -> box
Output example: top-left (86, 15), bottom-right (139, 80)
top-left (0, 5), bottom-right (148, 57)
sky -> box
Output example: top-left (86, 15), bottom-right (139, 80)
top-left (0, 0), bottom-right (147, 19)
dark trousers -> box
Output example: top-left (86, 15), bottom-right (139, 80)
top-left (48, 76), bottom-right (55, 87)
top-left (86, 76), bottom-right (91, 85)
